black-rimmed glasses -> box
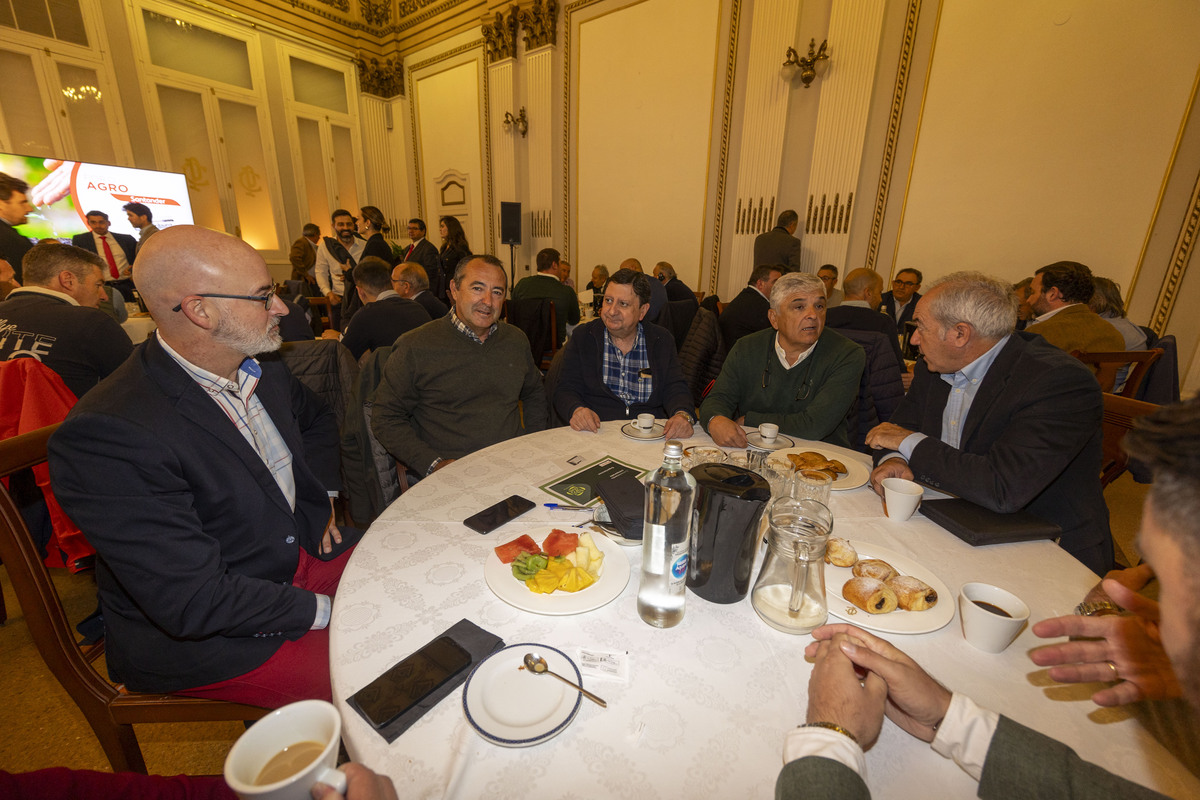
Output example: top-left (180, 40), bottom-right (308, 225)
top-left (172, 288), bottom-right (276, 313)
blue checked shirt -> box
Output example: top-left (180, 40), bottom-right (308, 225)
top-left (601, 324), bottom-right (651, 410)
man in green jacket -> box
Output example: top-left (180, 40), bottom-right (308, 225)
top-left (699, 272), bottom-right (864, 449)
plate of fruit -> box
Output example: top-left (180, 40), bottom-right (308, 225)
top-left (485, 528), bottom-right (631, 616)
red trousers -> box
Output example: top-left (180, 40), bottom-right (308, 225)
top-left (179, 546), bottom-right (353, 709)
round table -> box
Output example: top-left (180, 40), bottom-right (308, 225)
top-left (330, 422), bottom-right (1199, 799)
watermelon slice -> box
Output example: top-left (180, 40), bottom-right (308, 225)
top-left (542, 529), bottom-right (580, 558)
top-left (494, 535), bottom-right (542, 564)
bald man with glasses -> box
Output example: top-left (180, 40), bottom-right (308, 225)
top-left (49, 225), bottom-right (358, 709)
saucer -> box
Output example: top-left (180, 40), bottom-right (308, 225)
top-left (620, 422), bottom-right (665, 441)
top-left (745, 431), bottom-right (795, 451)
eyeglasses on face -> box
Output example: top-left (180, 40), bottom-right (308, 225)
top-left (172, 288), bottom-right (276, 312)
top-left (894, 279), bottom-right (919, 287)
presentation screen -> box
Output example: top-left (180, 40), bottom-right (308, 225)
top-left (0, 152), bottom-right (194, 242)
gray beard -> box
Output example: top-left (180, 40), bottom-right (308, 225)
top-left (214, 313), bottom-right (282, 357)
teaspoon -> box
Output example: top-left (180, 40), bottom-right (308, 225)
top-left (522, 653), bottom-right (607, 707)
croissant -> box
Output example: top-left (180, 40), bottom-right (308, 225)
top-left (843, 577), bottom-right (898, 614)
top-left (824, 537), bottom-right (858, 567)
top-left (886, 575), bottom-right (938, 611)
top-left (852, 559), bottom-right (898, 582)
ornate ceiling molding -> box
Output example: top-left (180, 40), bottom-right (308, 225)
top-left (356, 53), bottom-right (405, 97)
top-left (360, 0), bottom-right (392, 27)
top-left (482, 5), bottom-right (518, 63)
top-left (518, 0), bottom-right (557, 50)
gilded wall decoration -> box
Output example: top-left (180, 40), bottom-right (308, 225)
top-left (807, 192), bottom-right (853, 235)
top-left (360, 0), bottom-right (392, 27)
top-left (865, 0), bottom-right (920, 273)
top-left (519, 0), bottom-right (558, 50)
top-left (736, 197), bottom-right (775, 235)
top-left (356, 54), bottom-right (405, 97)
top-left (1152, 170), bottom-right (1200, 334)
top-left (482, 6), bottom-right (518, 63)
top-left (532, 209), bottom-right (552, 238)
top-left (707, 0), bottom-right (742, 295)
top-left (313, 0), bottom-right (350, 12)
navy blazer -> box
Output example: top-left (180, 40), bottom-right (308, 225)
top-left (879, 290), bottom-right (920, 336)
top-left (72, 230), bottom-right (138, 266)
top-left (48, 335), bottom-right (340, 692)
top-left (883, 332), bottom-right (1111, 574)
top-left (553, 319), bottom-right (693, 422)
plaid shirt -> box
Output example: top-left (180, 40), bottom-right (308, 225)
top-left (449, 308), bottom-right (497, 344)
top-left (159, 334), bottom-right (297, 510)
top-left (602, 324), bottom-right (651, 409)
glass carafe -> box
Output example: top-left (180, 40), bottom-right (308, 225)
top-left (751, 498), bottom-right (833, 634)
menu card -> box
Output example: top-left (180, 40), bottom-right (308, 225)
top-left (540, 455), bottom-right (645, 506)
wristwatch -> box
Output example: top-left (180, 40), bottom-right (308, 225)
top-left (1074, 600), bottom-right (1122, 617)
top-left (673, 409), bottom-right (697, 425)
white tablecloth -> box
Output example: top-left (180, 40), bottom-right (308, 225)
top-left (330, 422), bottom-right (1199, 799)
top-left (120, 314), bottom-right (156, 343)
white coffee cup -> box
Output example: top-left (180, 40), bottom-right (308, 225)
top-left (223, 700), bottom-right (347, 800)
top-left (882, 477), bottom-right (923, 521)
top-left (758, 423), bottom-right (779, 442)
top-left (636, 413), bottom-right (655, 431)
top-left (958, 582), bottom-right (1030, 653)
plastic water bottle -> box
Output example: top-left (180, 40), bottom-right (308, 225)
top-left (638, 440), bottom-right (697, 627)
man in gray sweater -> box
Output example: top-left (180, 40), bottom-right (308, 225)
top-left (371, 254), bottom-right (548, 477)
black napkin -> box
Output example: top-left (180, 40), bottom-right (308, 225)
top-left (920, 499), bottom-right (1061, 547)
top-left (347, 618), bottom-right (505, 743)
top-left (595, 474), bottom-right (645, 540)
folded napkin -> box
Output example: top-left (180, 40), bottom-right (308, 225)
top-left (347, 618), bottom-right (505, 743)
top-left (921, 499), bottom-right (1061, 547)
top-left (595, 474), bottom-right (646, 540)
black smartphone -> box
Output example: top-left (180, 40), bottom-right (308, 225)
top-left (463, 494), bottom-right (536, 534)
top-left (349, 636), bottom-right (472, 730)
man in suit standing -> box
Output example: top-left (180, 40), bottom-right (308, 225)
top-left (825, 268), bottom-right (903, 368)
top-left (865, 271), bottom-right (1112, 575)
top-left (512, 247), bottom-right (580, 345)
top-left (323, 256), bottom-right (430, 359)
top-left (780, 397), bottom-right (1200, 800)
top-left (289, 223), bottom-right (320, 286)
top-left (72, 210), bottom-right (137, 301)
top-left (0, 173), bottom-right (33, 287)
top-left (879, 268), bottom-right (922, 336)
top-left (753, 209), bottom-right (802, 272)
top-left (1025, 260), bottom-right (1123, 355)
top-left (48, 225), bottom-right (351, 708)
top-left (392, 262), bottom-right (448, 319)
top-left (400, 218), bottom-right (442, 301)
top-left (122, 201), bottom-right (159, 252)
top-left (718, 264), bottom-right (783, 347)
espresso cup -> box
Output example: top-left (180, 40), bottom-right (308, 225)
top-left (881, 477), bottom-right (923, 521)
top-left (958, 582), bottom-right (1030, 653)
top-left (636, 413), bottom-right (655, 431)
top-left (223, 700), bottom-right (347, 800)
top-left (758, 423), bottom-right (779, 442)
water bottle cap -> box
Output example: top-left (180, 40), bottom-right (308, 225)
top-left (664, 440), bottom-right (684, 458)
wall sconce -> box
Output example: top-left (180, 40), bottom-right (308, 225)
top-left (783, 39), bottom-right (830, 88)
top-left (503, 108), bottom-right (528, 138)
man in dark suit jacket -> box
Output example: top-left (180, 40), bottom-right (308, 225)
top-left (553, 268), bottom-right (695, 436)
top-left (327, 256), bottom-right (430, 359)
top-left (511, 247), bottom-right (581, 345)
top-left (392, 262), bottom-right (448, 319)
top-left (0, 172), bottom-right (33, 286)
top-left (753, 209), bottom-right (802, 271)
top-left (879, 267), bottom-right (922, 335)
top-left (781, 397), bottom-right (1200, 800)
top-left (288, 223), bottom-right (319, 283)
top-left (400, 218), bottom-right (442, 299)
top-left (72, 209), bottom-right (138, 300)
top-left (718, 264), bottom-right (783, 347)
top-left (48, 225), bottom-right (352, 707)
top-left (825, 268), bottom-right (904, 367)
top-left (652, 261), bottom-right (698, 303)
top-left (866, 272), bottom-right (1111, 575)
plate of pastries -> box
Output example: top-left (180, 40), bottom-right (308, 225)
top-left (823, 538), bottom-right (954, 634)
top-left (768, 448), bottom-right (870, 491)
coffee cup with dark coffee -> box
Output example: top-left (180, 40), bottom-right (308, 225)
top-left (958, 582), bottom-right (1030, 653)
top-left (223, 699), bottom-right (346, 800)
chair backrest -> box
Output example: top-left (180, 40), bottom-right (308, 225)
top-left (678, 307), bottom-right (727, 404)
top-left (268, 339), bottom-right (361, 427)
top-left (664, 299), bottom-right (699, 351)
top-left (307, 296), bottom-right (333, 334)
top-left (543, 348), bottom-right (568, 428)
top-left (1070, 349), bottom-right (1162, 396)
top-left (1100, 393), bottom-right (1160, 488)
top-left (506, 297), bottom-right (558, 369)
top-left (1136, 334), bottom-right (1180, 406)
top-left (0, 425), bottom-right (266, 773)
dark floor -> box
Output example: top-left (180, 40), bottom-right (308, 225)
top-left (0, 473), bottom-right (1151, 776)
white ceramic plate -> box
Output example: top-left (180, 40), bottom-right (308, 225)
top-left (462, 643), bottom-right (581, 747)
top-left (485, 528), bottom-right (631, 615)
top-left (824, 542), bottom-right (954, 634)
top-left (767, 447), bottom-right (870, 491)
top-left (620, 421), bottom-right (665, 441)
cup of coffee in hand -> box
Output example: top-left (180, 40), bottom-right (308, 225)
top-left (223, 699), bottom-right (346, 800)
top-left (881, 477), bottom-right (923, 522)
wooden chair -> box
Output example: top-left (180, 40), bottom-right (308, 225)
top-left (0, 424), bottom-right (268, 774)
top-left (505, 297), bottom-right (559, 371)
top-left (307, 296), bottom-right (333, 334)
top-left (1071, 349), bottom-right (1162, 397)
top-left (1099, 393), bottom-right (1160, 488)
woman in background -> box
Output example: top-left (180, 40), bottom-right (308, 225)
top-left (1089, 275), bottom-right (1148, 393)
top-left (359, 206), bottom-right (396, 264)
top-left (438, 216), bottom-right (471, 302)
